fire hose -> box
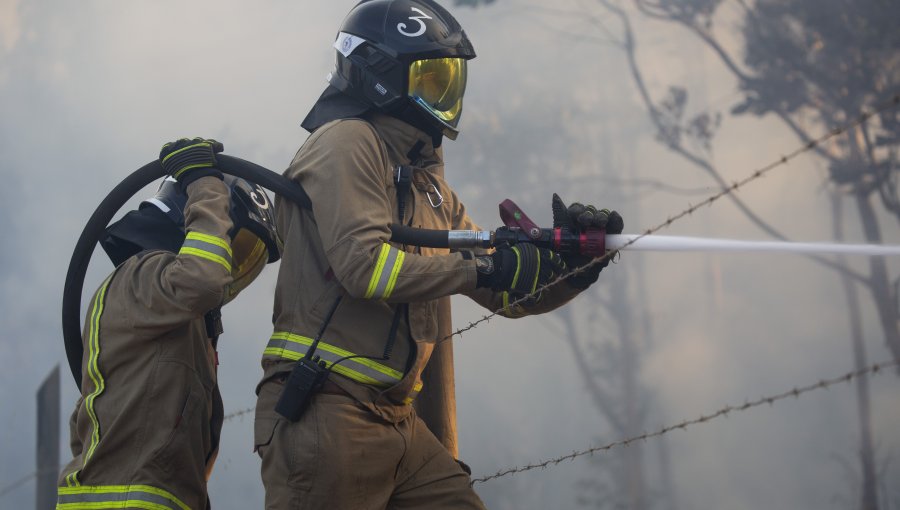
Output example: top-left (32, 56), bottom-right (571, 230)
top-left (63, 156), bottom-right (900, 385)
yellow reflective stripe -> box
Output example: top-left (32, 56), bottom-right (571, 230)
top-left (382, 250), bottom-right (405, 299)
top-left (178, 247), bottom-right (231, 272)
top-left (270, 332), bottom-right (404, 379)
top-left (530, 249), bottom-right (541, 294)
top-left (501, 291), bottom-right (524, 318)
top-left (57, 502), bottom-right (171, 510)
top-left (262, 346), bottom-right (387, 387)
top-left (403, 381), bottom-right (424, 405)
top-left (262, 347), bottom-right (299, 359)
top-left (185, 232), bottom-right (232, 257)
top-left (74, 275), bottom-right (113, 485)
top-left (365, 244), bottom-right (392, 299)
top-left (171, 163), bottom-right (213, 179)
top-left (265, 332), bottom-right (424, 405)
top-left (511, 246), bottom-right (522, 289)
top-left (266, 332), bottom-right (404, 381)
top-left (161, 142), bottom-right (208, 164)
top-left (66, 471), bottom-right (79, 487)
top-left (330, 364), bottom-right (383, 386)
top-left (57, 484), bottom-right (190, 510)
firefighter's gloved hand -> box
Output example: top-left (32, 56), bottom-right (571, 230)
top-left (551, 193), bottom-right (624, 289)
top-left (159, 137), bottom-right (225, 189)
top-left (475, 244), bottom-right (567, 295)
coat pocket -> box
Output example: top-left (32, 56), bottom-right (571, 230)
top-left (150, 381), bottom-right (209, 481)
top-left (254, 379), bottom-right (282, 453)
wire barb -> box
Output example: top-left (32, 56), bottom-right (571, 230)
top-left (470, 358), bottom-right (900, 485)
top-left (223, 406), bottom-right (254, 422)
top-left (5, 94), bottom-right (897, 505)
top-left (443, 91), bottom-right (900, 345)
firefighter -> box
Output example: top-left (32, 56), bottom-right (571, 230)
top-left (57, 138), bottom-right (281, 510)
top-left (253, 1), bottom-right (624, 508)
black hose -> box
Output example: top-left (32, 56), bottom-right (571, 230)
top-left (389, 224), bottom-right (451, 248)
top-left (61, 154), bottom-right (454, 387)
top-left (62, 155), bottom-right (312, 386)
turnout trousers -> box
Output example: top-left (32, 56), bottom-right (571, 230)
top-left (255, 380), bottom-right (486, 510)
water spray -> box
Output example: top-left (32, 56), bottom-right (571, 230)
top-left (605, 235), bottom-right (900, 257)
top-left (388, 198), bottom-right (900, 258)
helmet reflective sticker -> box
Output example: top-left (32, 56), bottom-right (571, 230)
top-left (407, 57), bottom-right (467, 127)
top-left (334, 32), bottom-right (367, 57)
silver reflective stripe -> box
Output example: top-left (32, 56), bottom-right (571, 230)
top-left (365, 244), bottom-right (405, 300)
top-left (57, 485), bottom-right (189, 510)
top-left (265, 334), bottom-right (401, 387)
top-left (371, 247), bottom-right (400, 299)
top-left (181, 238), bottom-right (232, 264)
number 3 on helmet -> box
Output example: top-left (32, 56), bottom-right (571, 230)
top-left (328, 0), bottom-right (476, 140)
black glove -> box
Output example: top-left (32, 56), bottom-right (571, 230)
top-left (159, 137), bottom-right (224, 189)
top-left (551, 193), bottom-right (624, 289)
top-left (475, 244), bottom-right (567, 296)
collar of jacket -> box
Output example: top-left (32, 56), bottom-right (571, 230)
top-left (365, 112), bottom-right (443, 169)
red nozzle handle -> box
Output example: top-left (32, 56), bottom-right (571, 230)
top-left (551, 227), bottom-right (607, 257)
top-left (499, 199), bottom-right (542, 240)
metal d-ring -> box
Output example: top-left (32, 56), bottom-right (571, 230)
top-left (426, 184), bottom-right (443, 208)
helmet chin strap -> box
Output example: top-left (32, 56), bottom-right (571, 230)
top-left (389, 101), bottom-right (445, 148)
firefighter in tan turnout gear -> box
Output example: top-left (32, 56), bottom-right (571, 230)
top-left (254, 1), bottom-right (624, 508)
top-left (58, 139), bottom-right (281, 510)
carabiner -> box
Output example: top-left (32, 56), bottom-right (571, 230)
top-left (426, 184), bottom-right (443, 208)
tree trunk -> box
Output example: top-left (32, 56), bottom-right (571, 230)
top-left (853, 188), bottom-right (900, 365)
top-left (832, 192), bottom-right (879, 510)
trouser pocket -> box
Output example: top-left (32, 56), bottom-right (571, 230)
top-left (256, 379), bottom-right (319, 495)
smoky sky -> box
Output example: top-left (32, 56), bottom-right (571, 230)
top-left (1, 1), bottom-right (898, 509)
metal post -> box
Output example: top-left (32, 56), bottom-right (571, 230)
top-left (36, 365), bottom-right (60, 510)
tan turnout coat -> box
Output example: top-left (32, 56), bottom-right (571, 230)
top-left (256, 113), bottom-right (580, 456)
top-left (58, 177), bottom-right (233, 510)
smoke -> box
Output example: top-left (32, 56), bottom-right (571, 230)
top-left (0, 1), bottom-right (898, 509)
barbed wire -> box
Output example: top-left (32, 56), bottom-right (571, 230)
top-left (224, 406), bottom-right (254, 422)
top-left (0, 466), bottom-right (64, 500)
top-left (471, 358), bottom-right (900, 485)
top-left (0, 470), bottom-right (37, 498)
top-left (4, 95), bottom-right (896, 505)
top-left (0, 407), bottom-right (263, 499)
top-left (0, 406), bottom-right (258, 499)
top-left (445, 92), bottom-right (900, 344)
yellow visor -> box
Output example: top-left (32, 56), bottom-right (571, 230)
top-left (408, 57), bottom-right (467, 127)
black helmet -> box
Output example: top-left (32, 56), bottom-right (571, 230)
top-left (327, 0), bottom-right (476, 140)
top-left (102, 176), bottom-right (282, 302)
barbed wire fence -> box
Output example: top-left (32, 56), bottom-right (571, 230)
top-left (470, 359), bottom-right (900, 485)
top-left (0, 471), bottom-right (39, 499)
top-left (446, 92), bottom-right (900, 343)
top-left (233, 90), bottom-right (900, 485)
top-left (2, 93), bottom-right (898, 501)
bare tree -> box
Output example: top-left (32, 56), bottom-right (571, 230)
top-left (627, 0), bottom-right (900, 365)
top-left (536, 2), bottom-right (898, 507)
